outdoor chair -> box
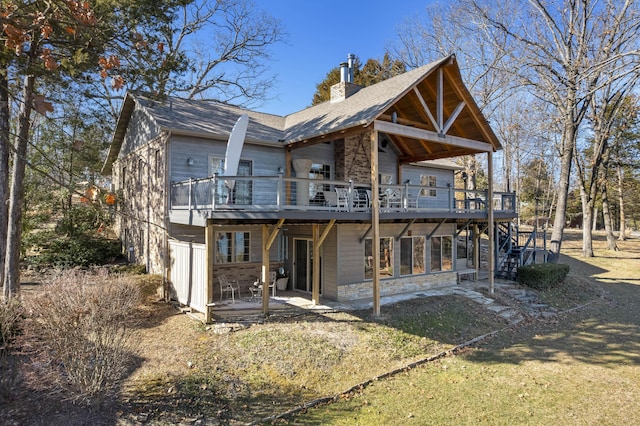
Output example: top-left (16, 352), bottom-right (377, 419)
top-left (383, 187), bottom-right (403, 210)
top-left (218, 275), bottom-right (240, 303)
top-left (250, 272), bottom-right (276, 298)
top-left (335, 187), bottom-right (349, 211)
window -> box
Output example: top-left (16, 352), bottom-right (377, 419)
top-left (400, 236), bottom-right (425, 275)
top-left (364, 237), bottom-right (394, 279)
top-left (155, 150), bottom-right (161, 179)
top-left (210, 157), bottom-right (252, 204)
top-left (309, 163), bottom-right (331, 202)
top-left (430, 235), bottom-right (453, 272)
top-left (216, 232), bottom-right (250, 263)
top-left (380, 173), bottom-right (393, 185)
top-left (420, 175), bottom-right (437, 197)
top-left (137, 158), bottom-right (144, 187)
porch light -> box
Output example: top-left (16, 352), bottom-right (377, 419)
top-left (187, 158), bottom-right (194, 166)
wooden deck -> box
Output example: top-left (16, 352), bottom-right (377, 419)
top-left (169, 175), bottom-right (517, 226)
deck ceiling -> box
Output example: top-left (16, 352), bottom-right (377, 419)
top-left (379, 62), bottom-right (500, 163)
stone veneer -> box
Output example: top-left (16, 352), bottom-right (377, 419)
top-left (336, 271), bottom-right (457, 302)
top-left (330, 81), bottom-right (361, 103)
top-left (334, 130), bottom-right (373, 184)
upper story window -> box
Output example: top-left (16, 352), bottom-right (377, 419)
top-left (420, 175), bottom-right (437, 197)
top-left (310, 163), bottom-right (331, 202)
top-left (210, 157), bottom-right (252, 204)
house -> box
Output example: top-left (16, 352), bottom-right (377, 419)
top-left (103, 54), bottom-right (544, 321)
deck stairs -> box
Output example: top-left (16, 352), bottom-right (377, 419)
top-left (494, 222), bottom-right (547, 280)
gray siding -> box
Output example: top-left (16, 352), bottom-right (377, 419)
top-left (336, 222), bottom-right (456, 286)
top-left (291, 143), bottom-right (335, 177)
top-left (170, 135), bottom-right (286, 182)
top-left (402, 165), bottom-right (456, 209)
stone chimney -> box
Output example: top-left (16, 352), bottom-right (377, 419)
top-left (330, 54), bottom-right (361, 103)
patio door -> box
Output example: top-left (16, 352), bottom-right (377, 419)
top-left (294, 238), bottom-right (321, 294)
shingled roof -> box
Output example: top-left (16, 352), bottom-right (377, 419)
top-left (103, 54), bottom-right (501, 174)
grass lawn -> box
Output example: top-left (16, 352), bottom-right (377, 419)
top-left (294, 229), bottom-right (640, 425)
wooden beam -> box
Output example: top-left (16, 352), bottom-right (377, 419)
top-left (437, 68), bottom-right (444, 130)
top-left (454, 219), bottom-right (473, 237)
top-left (262, 218), bottom-right (285, 314)
top-left (371, 130), bottom-right (381, 316)
top-left (442, 102), bottom-right (466, 135)
top-left (312, 224), bottom-right (320, 305)
top-left (400, 147), bottom-right (472, 164)
top-left (442, 66), bottom-right (499, 149)
top-left (266, 218), bottom-right (285, 249)
top-left (262, 225), bottom-right (270, 314)
top-left (205, 221), bottom-right (214, 323)
top-left (359, 224), bottom-right (373, 244)
top-left (318, 219), bottom-right (336, 247)
top-left (488, 151), bottom-right (495, 294)
top-left (413, 87), bottom-right (438, 131)
top-left (312, 219), bottom-right (335, 305)
top-left (396, 219), bottom-right (416, 241)
top-left (426, 219), bottom-right (447, 240)
top-left (374, 120), bottom-right (493, 153)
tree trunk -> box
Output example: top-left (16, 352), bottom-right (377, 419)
top-left (3, 75), bottom-right (34, 299)
top-left (601, 182), bottom-right (618, 251)
top-left (592, 207), bottom-right (598, 231)
top-left (0, 71), bottom-right (9, 293)
top-left (549, 124), bottom-right (576, 262)
top-left (617, 164), bottom-right (626, 241)
top-left (580, 185), bottom-right (594, 258)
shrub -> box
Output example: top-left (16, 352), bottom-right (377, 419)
top-left (24, 231), bottom-right (121, 268)
top-left (27, 270), bottom-right (140, 403)
top-left (0, 299), bottom-right (24, 395)
top-left (517, 263), bottom-right (570, 289)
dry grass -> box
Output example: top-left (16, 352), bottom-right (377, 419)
top-left (121, 296), bottom-right (508, 424)
top-left (5, 229), bottom-right (639, 425)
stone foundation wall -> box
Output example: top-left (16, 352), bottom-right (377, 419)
top-left (336, 272), bottom-right (457, 302)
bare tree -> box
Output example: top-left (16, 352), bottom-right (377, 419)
top-left (89, 0), bottom-right (286, 121)
top-left (463, 0), bottom-right (640, 259)
top-left (391, 1), bottom-right (518, 192)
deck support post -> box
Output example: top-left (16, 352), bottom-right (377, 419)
top-left (311, 220), bottom-right (335, 305)
top-left (371, 130), bottom-right (381, 316)
top-left (312, 224), bottom-right (320, 305)
top-left (261, 225), bottom-right (270, 314)
top-left (205, 220), bottom-right (214, 323)
top-left (488, 151), bottom-right (495, 294)
top-left (262, 219), bottom-right (285, 315)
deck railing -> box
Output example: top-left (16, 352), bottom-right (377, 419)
top-left (170, 175), bottom-right (517, 214)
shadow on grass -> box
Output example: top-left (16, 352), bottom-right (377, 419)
top-left (465, 251), bottom-right (640, 368)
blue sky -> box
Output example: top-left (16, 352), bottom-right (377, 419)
top-left (252, 0), bottom-right (432, 116)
